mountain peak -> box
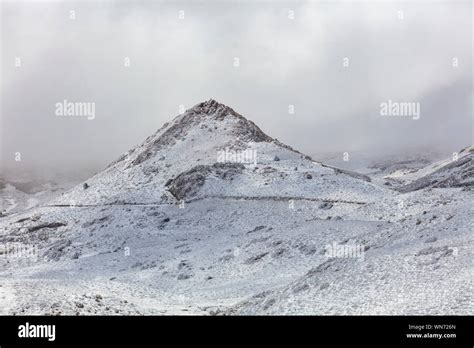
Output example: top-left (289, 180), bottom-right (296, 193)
top-left (196, 98), bottom-right (225, 109)
top-left (172, 99), bottom-right (273, 142)
top-left (116, 100), bottom-right (273, 168)
top-left (188, 99), bottom-right (240, 121)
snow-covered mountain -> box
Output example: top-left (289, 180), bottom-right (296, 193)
top-left (0, 100), bottom-right (472, 315)
top-left (53, 99), bottom-right (386, 206)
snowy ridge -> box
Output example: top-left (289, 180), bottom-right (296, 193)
top-left (398, 146), bottom-right (473, 192)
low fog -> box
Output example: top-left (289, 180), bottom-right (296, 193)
top-left (0, 1), bottom-right (472, 180)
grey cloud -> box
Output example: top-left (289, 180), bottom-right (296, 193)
top-left (0, 1), bottom-right (472, 178)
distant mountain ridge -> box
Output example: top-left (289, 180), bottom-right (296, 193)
top-left (398, 145), bottom-right (474, 192)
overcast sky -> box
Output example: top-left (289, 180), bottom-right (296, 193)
top-left (1, 0), bottom-right (472, 179)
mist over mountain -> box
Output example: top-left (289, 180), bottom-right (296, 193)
top-left (1, 1), bottom-right (472, 180)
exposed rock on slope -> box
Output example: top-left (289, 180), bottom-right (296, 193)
top-left (166, 162), bottom-right (245, 200)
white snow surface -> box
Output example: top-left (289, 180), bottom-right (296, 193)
top-left (0, 100), bottom-right (472, 315)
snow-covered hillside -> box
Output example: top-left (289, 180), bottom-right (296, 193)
top-left (397, 146), bottom-right (473, 192)
top-left (0, 100), bottom-right (472, 315)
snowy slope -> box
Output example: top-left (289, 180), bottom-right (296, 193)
top-left (0, 100), bottom-right (472, 315)
top-left (397, 146), bottom-right (473, 192)
top-left (226, 187), bottom-right (473, 315)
